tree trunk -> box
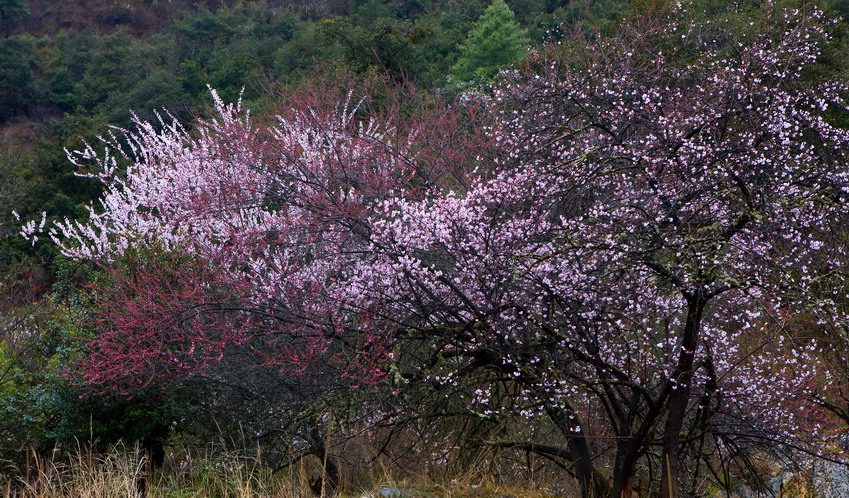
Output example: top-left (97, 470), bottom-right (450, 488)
top-left (545, 405), bottom-right (610, 497)
top-left (307, 424), bottom-right (339, 497)
top-left (611, 442), bottom-right (638, 498)
top-left (610, 410), bottom-right (638, 498)
top-left (660, 293), bottom-right (707, 498)
top-left (611, 468), bottom-right (636, 497)
top-left (136, 437), bottom-right (165, 497)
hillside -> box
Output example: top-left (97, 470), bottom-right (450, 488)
top-left (17, 0), bottom-right (342, 37)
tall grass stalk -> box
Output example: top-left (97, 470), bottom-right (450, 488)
top-left (1, 443), bottom-right (570, 497)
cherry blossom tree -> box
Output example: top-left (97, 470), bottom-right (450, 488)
top-left (43, 72), bottom-right (492, 382)
top-left (356, 4), bottom-right (849, 496)
top-left (29, 3), bottom-right (849, 496)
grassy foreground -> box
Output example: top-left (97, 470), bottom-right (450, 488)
top-left (0, 444), bottom-right (567, 497)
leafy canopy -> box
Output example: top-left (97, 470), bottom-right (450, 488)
top-left (450, 0), bottom-right (529, 83)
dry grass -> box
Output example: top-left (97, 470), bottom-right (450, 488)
top-left (0, 444), bottom-right (571, 498)
top-left (3, 443), bottom-right (146, 498)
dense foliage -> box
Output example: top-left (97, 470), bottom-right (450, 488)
top-left (449, 0), bottom-right (529, 83)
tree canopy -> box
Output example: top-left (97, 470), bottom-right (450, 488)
top-left (25, 3), bottom-right (849, 495)
top-left (7, 1), bottom-right (849, 495)
top-left (0, 0), bottom-right (27, 38)
top-left (450, 0), bottom-right (529, 83)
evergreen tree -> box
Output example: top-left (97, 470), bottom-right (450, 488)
top-left (0, 0), bottom-right (27, 38)
top-left (0, 36), bottom-right (36, 119)
top-left (449, 0), bottom-right (529, 84)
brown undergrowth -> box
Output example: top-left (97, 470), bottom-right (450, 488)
top-left (0, 443), bottom-right (569, 498)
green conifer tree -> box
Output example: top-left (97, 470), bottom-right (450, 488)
top-left (0, 0), bottom-right (28, 38)
top-left (450, 0), bottom-right (529, 84)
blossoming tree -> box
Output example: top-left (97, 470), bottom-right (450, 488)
top-left (361, 5), bottom-right (849, 495)
top-left (31, 3), bottom-right (849, 496)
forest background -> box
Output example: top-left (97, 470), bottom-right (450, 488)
top-left (4, 0), bottom-right (849, 496)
